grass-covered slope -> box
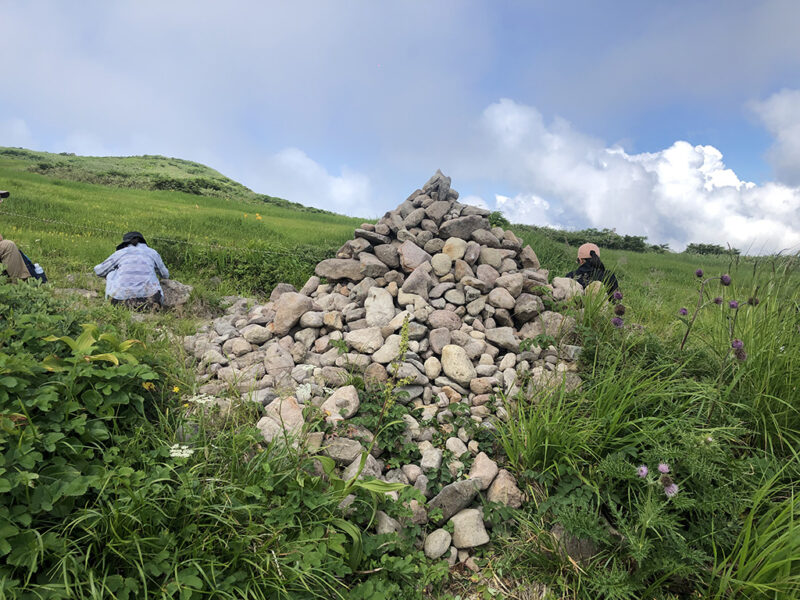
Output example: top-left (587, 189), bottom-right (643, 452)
top-left (0, 149), bottom-right (364, 295)
top-left (0, 146), bottom-right (338, 214)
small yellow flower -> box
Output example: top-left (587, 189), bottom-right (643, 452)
top-left (142, 381), bottom-right (155, 391)
top-left (172, 386), bottom-right (180, 393)
top-left (183, 403), bottom-right (189, 408)
top-left (244, 213), bottom-right (248, 218)
top-left (256, 214), bottom-right (262, 220)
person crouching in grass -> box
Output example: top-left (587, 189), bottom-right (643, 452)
top-left (565, 242), bottom-right (619, 296)
top-left (0, 191), bottom-right (31, 282)
top-left (94, 231), bottom-right (169, 310)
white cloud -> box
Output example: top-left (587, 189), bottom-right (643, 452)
top-left (460, 195), bottom-right (489, 210)
top-left (477, 99), bottom-right (800, 253)
top-left (495, 193), bottom-right (561, 228)
top-left (254, 148), bottom-right (373, 215)
top-left (751, 89), bottom-right (800, 186)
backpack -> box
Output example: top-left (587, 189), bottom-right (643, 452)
top-left (19, 251), bottom-right (47, 283)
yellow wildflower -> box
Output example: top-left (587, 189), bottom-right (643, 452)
top-left (172, 386), bottom-right (180, 393)
top-left (142, 381), bottom-right (155, 391)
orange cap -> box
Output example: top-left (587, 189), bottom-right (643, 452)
top-left (577, 243), bottom-right (600, 259)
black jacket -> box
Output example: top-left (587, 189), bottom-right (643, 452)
top-left (565, 262), bottom-right (619, 295)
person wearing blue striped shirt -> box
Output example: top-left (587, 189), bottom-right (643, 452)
top-left (94, 231), bottom-right (169, 310)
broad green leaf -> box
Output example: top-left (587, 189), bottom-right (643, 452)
top-left (41, 355), bottom-right (68, 372)
top-left (87, 353), bottom-right (120, 366)
top-left (351, 479), bottom-right (406, 493)
top-left (61, 476), bottom-right (90, 497)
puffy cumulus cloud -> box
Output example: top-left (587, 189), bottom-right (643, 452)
top-left (751, 89), bottom-right (800, 186)
top-left (254, 148), bottom-right (373, 215)
top-left (476, 99), bottom-right (800, 253)
top-left (495, 193), bottom-right (561, 228)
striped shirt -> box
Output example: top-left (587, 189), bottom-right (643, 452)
top-left (94, 244), bottom-right (169, 300)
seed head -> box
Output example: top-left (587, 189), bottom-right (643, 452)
top-left (614, 304), bottom-right (626, 316)
top-left (720, 274), bottom-right (732, 286)
top-left (747, 297), bottom-right (760, 306)
top-left (695, 268), bottom-right (704, 277)
top-left (713, 296), bottom-right (723, 305)
top-left (734, 347), bottom-right (748, 361)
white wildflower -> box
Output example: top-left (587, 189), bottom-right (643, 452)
top-left (169, 444), bottom-right (194, 458)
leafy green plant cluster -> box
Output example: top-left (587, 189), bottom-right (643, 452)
top-left (0, 283), bottom-right (158, 591)
top-left (685, 242), bottom-right (740, 256)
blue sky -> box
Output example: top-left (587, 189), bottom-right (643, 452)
top-left (2, 0), bottom-right (800, 252)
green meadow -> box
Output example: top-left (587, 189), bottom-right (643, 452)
top-left (0, 147), bottom-right (362, 294)
top-left (1, 149), bottom-right (798, 599)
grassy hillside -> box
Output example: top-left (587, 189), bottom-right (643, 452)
top-left (0, 149), bottom-right (364, 295)
top-left (0, 146), bottom-right (340, 214)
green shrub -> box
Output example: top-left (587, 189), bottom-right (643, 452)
top-left (0, 283), bottom-right (159, 590)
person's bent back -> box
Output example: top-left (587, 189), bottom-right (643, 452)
top-left (94, 231), bottom-right (169, 310)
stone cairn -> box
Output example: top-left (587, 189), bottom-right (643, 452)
top-left (182, 171), bottom-right (589, 566)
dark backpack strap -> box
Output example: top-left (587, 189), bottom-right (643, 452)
top-left (18, 251), bottom-right (47, 282)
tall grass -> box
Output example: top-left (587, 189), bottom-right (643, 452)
top-left (495, 256), bottom-right (800, 598)
top-left (708, 468), bottom-right (800, 599)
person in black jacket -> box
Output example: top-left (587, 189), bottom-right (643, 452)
top-left (565, 243), bottom-right (619, 295)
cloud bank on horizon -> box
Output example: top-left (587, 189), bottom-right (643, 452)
top-left (468, 96), bottom-right (800, 254)
top-left (2, 1), bottom-right (800, 253)
top-left (247, 93), bottom-right (800, 253)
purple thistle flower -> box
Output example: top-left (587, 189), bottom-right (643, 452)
top-left (679, 307), bottom-right (688, 316)
top-left (734, 347), bottom-right (748, 361)
top-left (713, 296), bottom-right (723, 305)
top-left (614, 304), bottom-right (626, 316)
top-left (731, 339), bottom-right (744, 349)
top-left (720, 274), bottom-right (732, 286)
top-left (664, 483), bottom-right (679, 498)
top-left (658, 463), bottom-right (670, 474)
top-left (637, 465), bottom-right (648, 478)
top-left (611, 317), bottom-right (624, 328)
top-left (695, 268), bottom-right (704, 277)
top-left (729, 300), bottom-right (739, 309)
top-left (612, 290), bottom-right (623, 301)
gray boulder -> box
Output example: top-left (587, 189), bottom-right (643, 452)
top-left (428, 479), bottom-right (480, 523)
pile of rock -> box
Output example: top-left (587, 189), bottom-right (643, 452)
top-left (182, 171), bottom-right (588, 565)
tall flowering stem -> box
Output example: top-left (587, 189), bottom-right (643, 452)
top-left (680, 276), bottom-right (721, 351)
